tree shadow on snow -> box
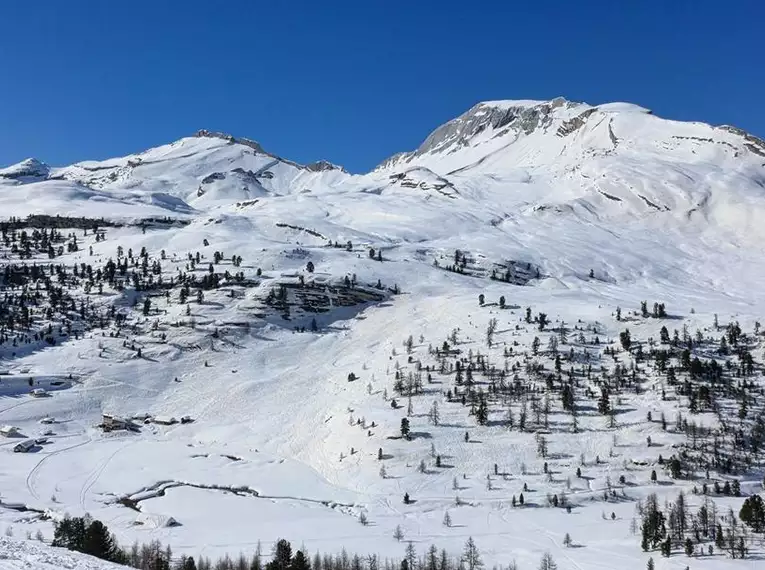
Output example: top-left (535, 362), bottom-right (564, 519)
top-left (409, 431), bottom-right (432, 440)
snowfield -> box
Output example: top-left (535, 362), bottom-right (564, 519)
top-left (1, 98), bottom-right (765, 569)
top-left (0, 537), bottom-right (131, 569)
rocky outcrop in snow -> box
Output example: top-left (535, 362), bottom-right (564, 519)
top-left (377, 97), bottom-right (574, 169)
top-left (195, 130), bottom-right (345, 172)
top-left (717, 125), bottom-right (765, 157)
top-left (306, 159), bottom-right (346, 173)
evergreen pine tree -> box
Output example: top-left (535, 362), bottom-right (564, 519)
top-left (83, 520), bottom-right (119, 561)
top-left (400, 418), bottom-right (410, 439)
top-left (291, 551), bottom-right (311, 570)
top-left (267, 539), bottom-right (293, 570)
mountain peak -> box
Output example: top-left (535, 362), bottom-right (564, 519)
top-left (194, 130), bottom-right (346, 173)
top-left (474, 96), bottom-right (570, 110)
top-left (374, 96), bottom-right (760, 174)
top-left (376, 97), bottom-right (583, 170)
top-left (194, 129), bottom-right (268, 155)
top-left (305, 159), bottom-right (347, 173)
top-left (0, 157), bottom-right (50, 180)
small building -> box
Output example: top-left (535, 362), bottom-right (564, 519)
top-left (0, 425), bottom-right (19, 438)
top-left (14, 439), bottom-right (36, 453)
top-left (152, 416), bottom-right (177, 426)
top-left (101, 414), bottom-right (138, 432)
top-left (30, 388), bottom-right (48, 398)
top-left (134, 512), bottom-right (180, 528)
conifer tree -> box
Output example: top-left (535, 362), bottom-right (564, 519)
top-left (462, 537), bottom-right (482, 570)
top-left (268, 540), bottom-right (293, 570)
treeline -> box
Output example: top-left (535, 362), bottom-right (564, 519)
top-left (1, 215), bottom-right (117, 231)
top-left (51, 516), bottom-right (553, 570)
top-left (0, 214), bottom-right (187, 231)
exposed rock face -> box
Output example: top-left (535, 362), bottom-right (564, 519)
top-left (718, 125), bottom-right (765, 157)
top-left (195, 129), bottom-right (267, 155)
top-left (201, 172), bottom-right (226, 184)
top-left (377, 97), bottom-right (576, 169)
top-left (306, 160), bottom-right (346, 173)
top-left (557, 108), bottom-right (598, 137)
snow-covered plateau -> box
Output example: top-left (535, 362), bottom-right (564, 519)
top-left (1, 98), bottom-right (764, 569)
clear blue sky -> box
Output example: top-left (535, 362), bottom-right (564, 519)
top-left (0, 1), bottom-right (762, 173)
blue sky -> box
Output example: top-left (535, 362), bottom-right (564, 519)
top-left (0, 1), bottom-right (762, 173)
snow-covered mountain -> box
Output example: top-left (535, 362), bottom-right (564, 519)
top-left (2, 98), bottom-right (765, 570)
top-left (377, 98), bottom-right (765, 231)
top-left (0, 158), bottom-right (50, 181)
top-left (5, 97), bottom-right (765, 234)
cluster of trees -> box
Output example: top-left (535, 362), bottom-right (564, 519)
top-left (638, 490), bottom-right (765, 560)
top-left (264, 275), bottom-right (391, 322)
top-left (647, 319), bottom-right (765, 477)
top-left (52, 515), bottom-right (127, 565)
top-left (1, 226), bottom-right (83, 260)
top-left (433, 250), bottom-right (539, 285)
top-left (639, 301), bottom-right (667, 319)
top-left (0, 258), bottom-right (128, 352)
top-left (416, 315), bottom-right (606, 443)
top-left (387, 301), bottom-right (765, 567)
top-left (489, 261), bottom-right (540, 284)
top-left (51, 516), bottom-right (557, 570)
top-left (0, 221), bottom-right (257, 356)
top-left (1, 214), bottom-right (116, 232)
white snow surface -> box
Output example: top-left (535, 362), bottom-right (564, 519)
top-left (0, 537), bottom-right (127, 569)
top-left (1, 98), bottom-right (765, 568)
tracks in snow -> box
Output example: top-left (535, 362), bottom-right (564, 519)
top-left (79, 440), bottom-right (137, 512)
top-left (25, 435), bottom-right (93, 502)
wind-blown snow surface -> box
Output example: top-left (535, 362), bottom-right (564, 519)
top-left (2, 99), bottom-right (765, 568)
top-left (0, 537), bottom-right (127, 570)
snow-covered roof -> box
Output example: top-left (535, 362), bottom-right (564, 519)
top-left (135, 512), bottom-right (179, 528)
